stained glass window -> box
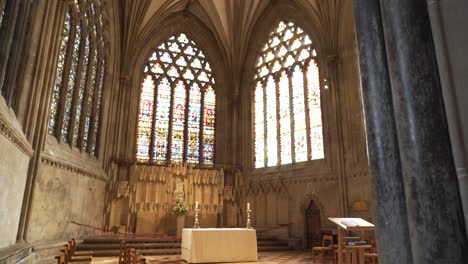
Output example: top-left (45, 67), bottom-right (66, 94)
top-left (187, 83), bottom-right (201, 164)
top-left (254, 81), bottom-right (265, 168)
top-left (73, 35), bottom-right (90, 146)
top-left (49, 11), bottom-right (71, 134)
top-left (202, 85), bottom-right (216, 166)
top-left (62, 22), bottom-right (82, 143)
top-left (136, 75), bottom-right (155, 161)
top-left (153, 77), bottom-right (171, 162)
top-left (136, 33), bottom-right (216, 166)
top-left (254, 21), bottom-right (324, 168)
top-left (47, 1), bottom-right (108, 157)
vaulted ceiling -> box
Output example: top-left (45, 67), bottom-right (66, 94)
top-left (118, 0), bottom-right (352, 80)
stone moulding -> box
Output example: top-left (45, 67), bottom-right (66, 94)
top-left (40, 154), bottom-right (107, 181)
top-left (0, 117), bottom-right (34, 157)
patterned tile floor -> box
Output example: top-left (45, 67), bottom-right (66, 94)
top-left (92, 251), bottom-right (328, 264)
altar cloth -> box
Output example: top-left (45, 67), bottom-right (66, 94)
top-left (181, 228), bottom-right (258, 263)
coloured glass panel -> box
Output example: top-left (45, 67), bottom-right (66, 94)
top-left (136, 75), bottom-right (155, 161)
top-left (136, 33), bottom-right (216, 165)
top-left (186, 83), bottom-right (201, 164)
top-left (279, 71), bottom-right (292, 165)
top-left (203, 85), bottom-right (216, 166)
top-left (266, 76), bottom-right (278, 166)
top-left (307, 60), bottom-right (324, 159)
top-left (73, 36), bottom-right (90, 146)
top-left (292, 65), bottom-right (308, 162)
top-left (170, 80), bottom-right (186, 163)
top-left (153, 77), bottom-right (171, 163)
top-left (91, 60), bottom-right (105, 155)
top-left (254, 81), bottom-right (265, 168)
top-left (253, 21), bottom-right (324, 168)
top-left (49, 11), bottom-right (71, 135)
top-left (82, 47), bottom-right (97, 151)
top-left (62, 23), bottom-right (82, 143)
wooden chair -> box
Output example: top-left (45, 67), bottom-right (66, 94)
top-left (119, 240), bottom-right (127, 264)
top-left (312, 235), bottom-right (334, 263)
top-left (119, 240), bottom-right (146, 264)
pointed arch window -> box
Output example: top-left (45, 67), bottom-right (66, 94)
top-left (48, 1), bottom-right (107, 157)
top-left (136, 33), bottom-right (216, 166)
top-left (254, 21), bottom-right (324, 168)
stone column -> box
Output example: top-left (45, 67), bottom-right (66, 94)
top-left (379, 0), bottom-right (468, 262)
top-left (352, 1), bottom-right (412, 263)
top-left (427, 0), bottom-right (468, 229)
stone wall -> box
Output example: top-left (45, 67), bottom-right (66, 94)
top-left (25, 160), bottom-right (106, 242)
top-left (0, 99), bottom-right (34, 248)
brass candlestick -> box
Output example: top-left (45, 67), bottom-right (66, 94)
top-left (193, 205), bottom-right (200, 229)
top-left (246, 208), bottom-right (253, 229)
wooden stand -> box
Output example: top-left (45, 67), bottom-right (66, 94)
top-left (328, 218), bottom-right (375, 264)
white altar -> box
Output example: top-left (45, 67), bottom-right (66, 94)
top-left (181, 228), bottom-right (258, 263)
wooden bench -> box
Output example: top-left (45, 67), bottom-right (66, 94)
top-left (56, 239), bottom-right (92, 264)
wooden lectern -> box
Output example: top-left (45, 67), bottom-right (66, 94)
top-left (328, 217), bottom-right (375, 264)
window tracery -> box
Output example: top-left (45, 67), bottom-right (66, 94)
top-left (48, 0), bottom-right (107, 157)
top-left (254, 21), bottom-right (324, 168)
top-left (136, 33), bottom-right (216, 166)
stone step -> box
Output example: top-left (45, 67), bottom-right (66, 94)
top-left (82, 238), bottom-right (181, 244)
top-left (77, 242), bottom-right (181, 250)
top-left (258, 246), bottom-right (290, 252)
top-left (84, 248), bottom-right (181, 257)
top-left (257, 240), bottom-right (288, 246)
top-left (79, 234), bottom-right (290, 256)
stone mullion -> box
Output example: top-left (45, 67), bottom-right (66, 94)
top-left (288, 70), bottom-right (295, 163)
top-left (166, 79), bottom-right (175, 164)
top-left (262, 79), bottom-right (267, 168)
top-left (148, 73), bottom-right (158, 162)
top-left (87, 58), bottom-right (101, 154)
top-left (199, 84), bottom-right (206, 165)
top-left (275, 74), bottom-right (280, 166)
top-left (4, 0), bottom-right (32, 111)
top-left (78, 38), bottom-right (95, 150)
top-left (303, 61), bottom-right (312, 161)
top-left (55, 7), bottom-right (77, 140)
top-left (0, 0), bottom-right (20, 97)
top-left (182, 80), bottom-right (190, 163)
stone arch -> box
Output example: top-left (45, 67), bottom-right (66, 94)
top-left (240, 0), bottom-right (335, 174)
top-left (123, 12), bottom-right (231, 165)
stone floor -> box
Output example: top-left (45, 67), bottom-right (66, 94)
top-left (92, 251), bottom-right (327, 264)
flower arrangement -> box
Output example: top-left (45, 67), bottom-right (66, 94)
top-left (173, 198), bottom-right (189, 215)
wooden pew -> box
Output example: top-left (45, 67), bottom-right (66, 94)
top-left (56, 239), bottom-right (92, 264)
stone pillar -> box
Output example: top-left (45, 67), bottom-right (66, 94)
top-left (379, 0), bottom-right (468, 262)
top-left (352, 1), bottom-right (412, 263)
top-left (427, 0), bottom-right (468, 229)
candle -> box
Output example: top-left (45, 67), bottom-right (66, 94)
top-left (247, 202), bottom-right (250, 210)
top-left (195, 201), bottom-right (199, 209)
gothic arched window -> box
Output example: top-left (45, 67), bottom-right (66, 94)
top-left (254, 21), bottom-right (324, 168)
top-left (136, 33), bottom-right (216, 166)
top-left (48, 1), bottom-right (107, 157)
top-left (0, 0), bottom-right (33, 112)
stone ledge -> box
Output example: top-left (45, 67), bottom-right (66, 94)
top-left (40, 154), bottom-right (107, 181)
top-left (0, 116), bottom-right (34, 158)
